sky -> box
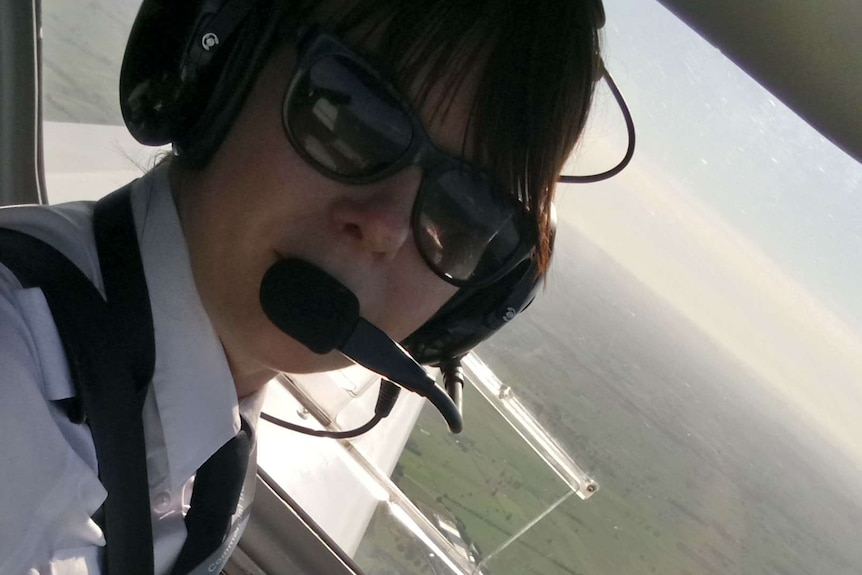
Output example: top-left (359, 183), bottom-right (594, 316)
top-left (556, 0), bottom-right (862, 465)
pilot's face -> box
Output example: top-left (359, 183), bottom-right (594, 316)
top-left (173, 34), bottom-right (477, 394)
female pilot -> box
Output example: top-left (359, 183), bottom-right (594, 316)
top-left (0, 0), bottom-right (603, 572)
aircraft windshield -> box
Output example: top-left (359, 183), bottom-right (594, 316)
top-left (40, 0), bottom-right (862, 573)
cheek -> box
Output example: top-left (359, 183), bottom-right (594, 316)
top-left (381, 264), bottom-right (458, 340)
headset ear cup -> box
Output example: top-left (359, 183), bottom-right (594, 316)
top-left (405, 207), bottom-right (557, 366)
top-left (403, 258), bottom-right (543, 366)
top-left (120, 0), bottom-right (284, 161)
top-left (174, 1), bottom-right (287, 166)
top-left (120, 0), bottom-right (203, 145)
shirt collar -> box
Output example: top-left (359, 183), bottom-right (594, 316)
top-left (131, 164), bottom-right (242, 488)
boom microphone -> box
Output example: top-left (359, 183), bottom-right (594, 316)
top-left (260, 259), bottom-right (463, 433)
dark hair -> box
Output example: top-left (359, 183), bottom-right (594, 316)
top-left (174, 0), bottom-right (602, 275)
top-left (291, 0), bottom-right (602, 275)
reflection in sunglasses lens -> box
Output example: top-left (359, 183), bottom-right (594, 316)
top-left (419, 171), bottom-right (520, 282)
top-left (288, 55), bottom-right (412, 177)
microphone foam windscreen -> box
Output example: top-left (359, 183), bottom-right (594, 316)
top-left (260, 259), bottom-right (360, 354)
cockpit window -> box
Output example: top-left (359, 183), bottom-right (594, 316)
top-left (42, 0), bottom-right (156, 203)
top-left (480, 0), bottom-right (862, 573)
top-left (42, 1), bottom-right (133, 125)
top-left (40, 0), bottom-right (862, 573)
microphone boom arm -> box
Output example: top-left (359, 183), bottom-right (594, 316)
top-left (343, 319), bottom-right (463, 433)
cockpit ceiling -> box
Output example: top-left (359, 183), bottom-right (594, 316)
top-left (656, 0), bottom-right (862, 164)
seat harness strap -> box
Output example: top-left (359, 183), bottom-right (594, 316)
top-left (0, 184), bottom-right (255, 574)
top-left (0, 183), bottom-right (155, 574)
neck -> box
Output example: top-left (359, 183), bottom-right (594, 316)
top-left (230, 358), bottom-right (277, 399)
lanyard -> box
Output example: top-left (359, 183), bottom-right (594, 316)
top-left (182, 435), bottom-right (258, 575)
top-left (172, 418), bottom-right (257, 575)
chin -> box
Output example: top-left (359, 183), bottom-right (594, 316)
top-left (261, 333), bottom-right (354, 375)
top-left (286, 351), bottom-right (354, 375)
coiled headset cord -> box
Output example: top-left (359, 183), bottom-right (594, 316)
top-left (559, 67), bottom-right (636, 184)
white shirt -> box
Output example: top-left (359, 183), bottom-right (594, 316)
top-left (0, 165), bottom-right (264, 575)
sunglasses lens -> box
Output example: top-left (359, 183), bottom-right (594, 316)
top-left (416, 169), bottom-right (523, 284)
top-left (286, 54), bottom-right (413, 178)
top-left (285, 35), bottom-right (527, 287)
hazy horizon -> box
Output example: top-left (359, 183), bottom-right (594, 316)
top-left (556, 0), bottom-right (862, 467)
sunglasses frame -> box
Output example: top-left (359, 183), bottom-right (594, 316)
top-left (281, 25), bottom-right (535, 288)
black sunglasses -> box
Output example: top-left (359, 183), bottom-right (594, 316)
top-left (281, 25), bottom-right (534, 288)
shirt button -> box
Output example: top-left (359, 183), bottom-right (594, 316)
top-left (153, 491), bottom-right (172, 514)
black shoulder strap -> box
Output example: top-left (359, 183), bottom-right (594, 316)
top-left (94, 185), bottom-right (156, 393)
top-left (0, 185), bottom-right (155, 574)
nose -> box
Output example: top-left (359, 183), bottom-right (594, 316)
top-left (330, 167), bottom-right (421, 261)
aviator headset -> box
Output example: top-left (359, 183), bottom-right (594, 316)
top-left (120, 0), bottom-right (623, 371)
